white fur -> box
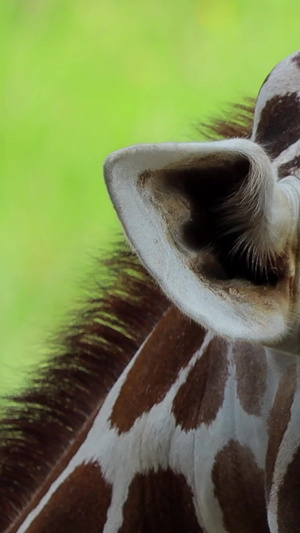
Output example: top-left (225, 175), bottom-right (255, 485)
top-left (252, 51), bottom-right (300, 141)
top-left (104, 139), bottom-right (299, 343)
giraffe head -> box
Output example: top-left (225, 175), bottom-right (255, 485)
top-left (104, 51), bottom-right (300, 350)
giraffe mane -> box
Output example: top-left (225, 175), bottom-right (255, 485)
top-left (0, 247), bottom-right (168, 530)
top-left (196, 98), bottom-right (255, 140)
top-left (0, 100), bottom-right (255, 530)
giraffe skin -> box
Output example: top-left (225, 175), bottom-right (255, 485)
top-left (5, 51), bottom-right (300, 533)
top-left (14, 308), bottom-right (298, 533)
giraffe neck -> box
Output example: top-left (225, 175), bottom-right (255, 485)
top-left (12, 307), bottom-right (299, 533)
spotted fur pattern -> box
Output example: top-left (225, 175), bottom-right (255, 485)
top-left (3, 52), bottom-right (300, 533)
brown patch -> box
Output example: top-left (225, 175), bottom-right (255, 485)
top-left (291, 51), bottom-right (300, 69)
top-left (119, 468), bottom-right (203, 532)
top-left (172, 337), bottom-right (229, 430)
top-left (255, 93), bottom-right (300, 159)
top-left (212, 440), bottom-right (269, 533)
top-left (265, 364), bottom-right (297, 498)
top-left (110, 307), bottom-right (205, 433)
top-left (27, 462), bottom-right (112, 533)
top-left (278, 155), bottom-right (300, 178)
top-left (233, 342), bottom-right (267, 416)
top-left (277, 444), bottom-right (300, 532)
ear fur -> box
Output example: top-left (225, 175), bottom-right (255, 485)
top-left (104, 140), bottom-right (294, 342)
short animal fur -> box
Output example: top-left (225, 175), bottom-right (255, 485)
top-left (2, 52), bottom-right (300, 533)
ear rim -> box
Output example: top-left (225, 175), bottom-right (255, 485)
top-left (104, 140), bottom-right (287, 342)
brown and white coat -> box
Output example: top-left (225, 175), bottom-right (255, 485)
top-left (2, 51), bottom-right (300, 533)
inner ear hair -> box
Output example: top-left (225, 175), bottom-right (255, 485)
top-left (142, 156), bottom-right (286, 286)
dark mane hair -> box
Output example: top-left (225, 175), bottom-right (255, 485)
top-left (0, 101), bottom-right (255, 532)
top-left (197, 99), bottom-right (255, 140)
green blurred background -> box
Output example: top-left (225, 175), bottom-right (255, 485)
top-left (1, 0), bottom-right (300, 397)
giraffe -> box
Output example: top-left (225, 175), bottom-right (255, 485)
top-left (2, 51), bottom-right (300, 532)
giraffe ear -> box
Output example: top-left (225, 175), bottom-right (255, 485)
top-left (104, 140), bottom-right (293, 342)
